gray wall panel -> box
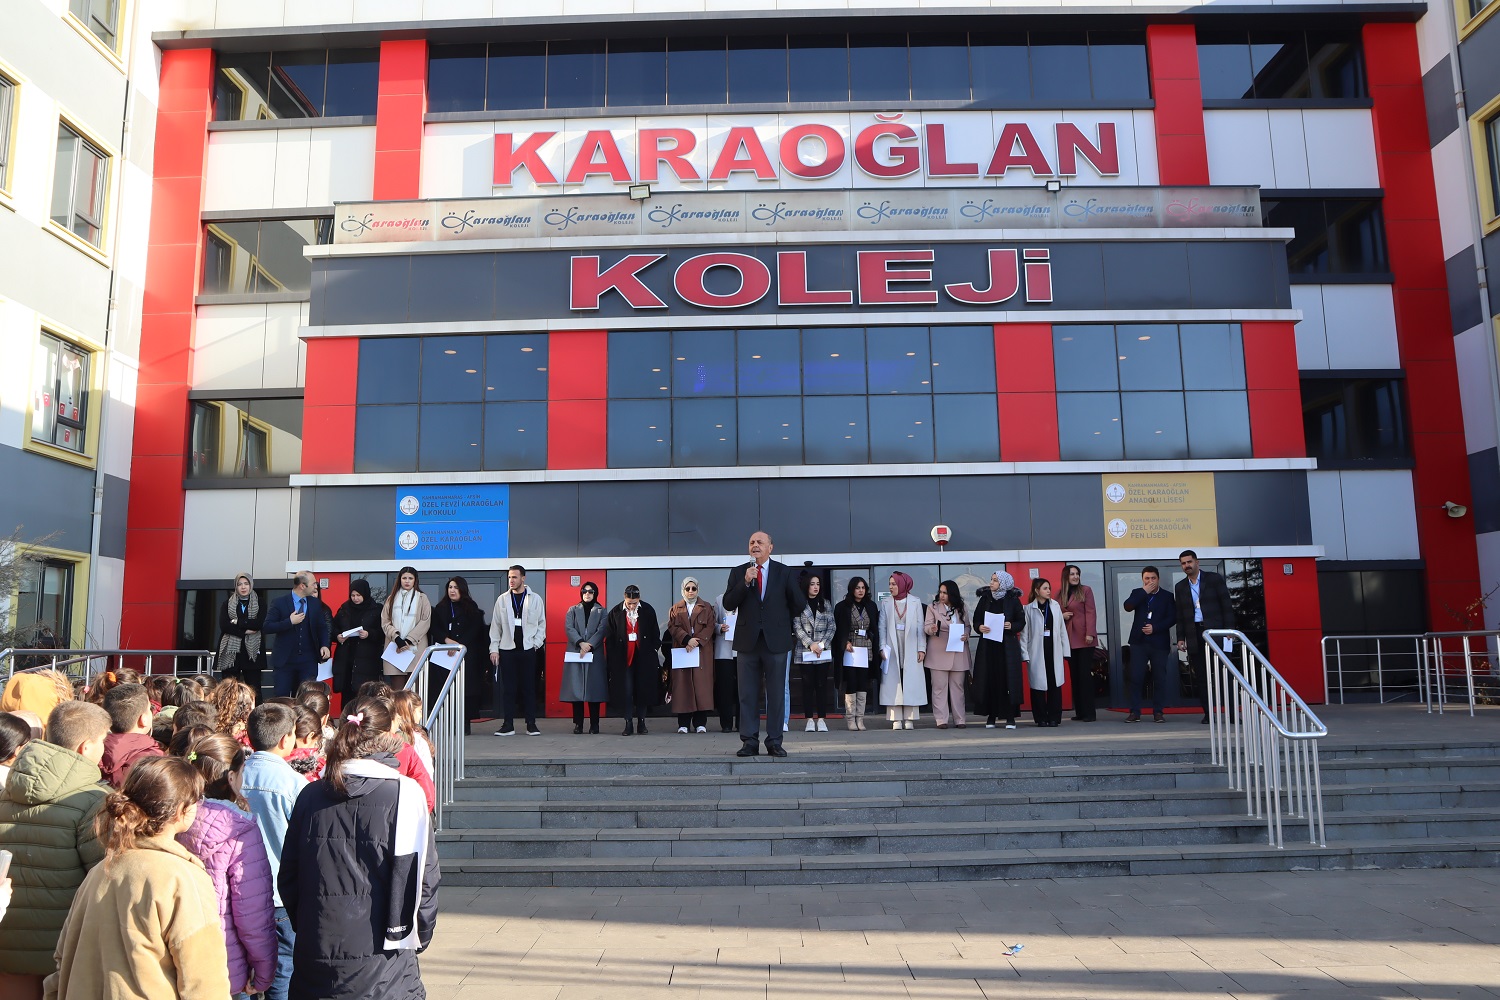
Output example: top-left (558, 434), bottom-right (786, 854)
top-left (1214, 471), bottom-right (1312, 546)
top-left (1460, 13), bottom-right (1500, 115)
top-left (1102, 242), bottom-right (1191, 309)
top-left (668, 479), bottom-right (761, 555)
top-left (937, 475), bottom-right (1031, 550)
top-left (1028, 474), bottom-right (1105, 549)
top-left (0, 445), bottom-right (99, 554)
top-left (759, 479), bottom-right (852, 554)
top-left (509, 482), bottom-right (578, 558)
top-left (308, 485), bottom-right (391, 560)
top-left (1424, 56), bottom-right (1459, 148)
top-left (577, 481), bottom-right (668, 556)
top-left (1447, 247), bottom-right (1484, 335)
top-left (409, 253), bottom-right (497, 322)
top-left (849, 477), bottom-right (940, 552)
top-left (1468, 447), bottom-right (1500, 534)
top-left (99, 474), bottom-right (129, 559)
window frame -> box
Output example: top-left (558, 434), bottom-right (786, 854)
top-left (65, 0), bottom-right (125, 61)
top-left (0, 67), bottom-right (18, 198)
top-left (8, 543), bottom-right (90, 650)
top-left (48, 116), bottom-right (113, 257)
top-left (1471, 93), bottom-right (1500, 235)
top-left (25, 326), bottom-right (101, 467)
top-left (1458, 0), bottom-right (1500, 36)
top-left (199, 217), bottom-right (334, 298)
top-left (186, 394), bottom-right (306, 484)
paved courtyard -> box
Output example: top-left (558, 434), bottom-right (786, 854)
top-left (423, 868), bottom-right (1500, 999)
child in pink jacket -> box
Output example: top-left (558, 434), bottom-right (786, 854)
top-left (172, 730), bottom-right (277, 997)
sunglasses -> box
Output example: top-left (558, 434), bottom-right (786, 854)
top-left (683, 586), bottom-right (698, 591)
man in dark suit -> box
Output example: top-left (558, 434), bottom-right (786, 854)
top-left (1175, 550), bottom-right (1236, 724)
top-left (1123, 566), bottom-right (1177, 724)
top-left (722, 530), bottom-right (807, 758)
top-left (263, 571), bottom-right (331, 696)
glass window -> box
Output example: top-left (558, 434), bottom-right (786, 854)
top-left (1180, 324), bottom-right (1246, 390)
top-left (30, 332), bottom-right (91, 455)
top-left (930, 326), bottom-right (995, 393)
top-left (1088, 31), bottom-right (1150, 101)
top-left (214, 52), bottom-right (273, 121)
top-left (802, 327), bottom-right (866, 395)
top-left (51, 123), bottom-right (107, 248)
top-left (1057, 392), bottom-right (1124, 460)
top-left (421, 337), bottom-right (484, 403)
top-left (849, 34), bottom-right (909, 102)
top-left (1303, 31), bottom-right (1366, 99)
top-left (488, 43), bottom-right (546, 111)
top-left (933, 394), bottom-right (1000, 462)
top-left (15, 557), bottom-right (74, 647)
top-left (869, 394), bottom-right (934, 463)
top-left (738, 397), bottom-right (801, 465)
top-left (0, 75), bottom-right (16, 190)
top-left (69, 0), bottom-right (119, 49)
top-left (419, 403), bottom-right (483, 472)
top-left (668, 38), bottom-right (727, 105)
top-left (728, 36), bottom-right (787, 104)
top-left (548, 41), bottom-right (606, 109)
top-left (1053, 325), bottom-right (1118, 391)
top-left (867, 327), bottom-right (930, 394)
top-left (1302, 376), bottom-right (1410, 465)
top-left (737, 328), bottom-right (800, 396)
top-left (1264, 198), bottom-right (1389, 275)
top-left (485, 334), bottom-right (548, 401)
top-left (608, 399), bottom-right (671, 468)
top-left (789, 34), bottom-right (848, 103)
top-left (1030, 32), bottom-right (1092, 104)
top-left (357, 338), bottom-right (420, 404)
top-left (269, 51), bottom-right (327, 119)
top-left (672, 398), bottom-right (737, 467)
top-left (608, 39), bottom-right (666, 107)
top-left (324, 49), bottom-right (380, 116)
top-left (483, 401), bottom-right (547, 470)
top-left (354, 404), bottom-right (419, 473)
top-left (200, 218), bottom-right (332, 294)
top-left (672, 329), bottom-right (735, 396)
top-left (1116, 324), bottom-right (1182, 391)
top-left (1249, 32), bottom-right (1310, 99)
top-left (609, 330), bottom-right (672, 399)
top-left (1121, 392), bottom-right (1189, 459)
top-left (188, 398), bottom-right (303, 478)
top-left (803, 396), bottom-right (868, 465)
top-left (428, 44), bottom-right (487, 113)
top-left (1197, 31), bottom-right (1255, 100)
top-left (970, 33), bottom-right (1030, 103)
top-left (1198, 29), bottom-right (1365, 101)
top-left (1185, 391), bottom-right (1252, 458)
top-left (1487, 116), bottom-right (1500, 220)
top-left (909, 34), bottom-right (969, 101)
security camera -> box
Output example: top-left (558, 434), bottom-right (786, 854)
top-left (1443, 501), bottom-right (1468, 518)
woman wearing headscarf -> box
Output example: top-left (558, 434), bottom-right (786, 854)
top-left (562, 582), bottom-right (608, 734)
top-left (380, 566), bottom-right (431, 683)
top-left (879, 572), bottom-right (927, 730)
top-left (793, 572), bottom-right (836, 732)
top-left (666, 578), bottom-right (716, 734)
top-left (972, 571), bottom-right (1026, 730)
top-left (1059, 564), bottom-right (1099, 722)
top-left (218, 573), bottom-right (266, 695)
top-left (832, 577), bottom-right (880, 731)
top-left (1023, 578), bottom-right (1072, 727)
top-left (332, 579), bottom-right (384, 700)
top-left (606, 585), bottom-right (663, 735)
top-left (922, 580), bottom-right (972, 729)
top-left (431, 576), bottom-right (490, 732)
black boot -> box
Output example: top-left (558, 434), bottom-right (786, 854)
top-left (622, 719), bottom-right (635, 736)
top-left (637, 717), bottom-right (649, 735)
top-left (572, 722), bottom-right (583, 735)
top-left (590, 720), bottom-right (600, 734)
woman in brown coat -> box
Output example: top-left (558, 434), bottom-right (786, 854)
top-left (666, 577), bottom-right (716, 734)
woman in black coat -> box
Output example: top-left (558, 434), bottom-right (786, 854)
top-left (218, 571), bottom-right (267, 695)
top-left (430, 576), bottom-right (490, 730)
top-left (831, 576), bottom-right (882, 729)
top-left (972, 571), bottom-right (1027, 729)
top-left (332, 579), bottom-right (384, 698)
top-left (605, 585), bottom-right (663, 735)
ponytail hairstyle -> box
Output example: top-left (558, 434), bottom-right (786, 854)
top-left (144, 674), bottom-right (176, 710)
top-left (175, 677), bottom-right (207, 703)
top-left (356, 680), bottom-right (394, 701)
top-left (209, 679), bottom-right (256, 736)
top-left (325, 697), bottom-right (402, 797)
top-left (97, 756), bottom-right (205, 857)
top-left (390, 690), bottom-right (435, 760)
top-left (170, 730), bottom-right (248, 811)
top-left (87, 667), bottom-right (140, 705)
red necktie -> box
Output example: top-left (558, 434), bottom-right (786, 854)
top-left (755, 565), bottom-right (763, 599)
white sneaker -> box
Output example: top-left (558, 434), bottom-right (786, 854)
top-left (805, 718), bottom-right (816, 732)
top-left (816, 719), bottom-right (828, 732)
top-left (892, 721), bottom-right (901, 730)
top-left (677, 726), bottom-right (689, 734)
top-left (985, 723), bottom-right (996, 729)
top-left (1005, 723), bottom-right (1018, 730)
top-left (695, 726), bottom-right (707, 733)
top-left (903, 720), bottom-right (915, 730)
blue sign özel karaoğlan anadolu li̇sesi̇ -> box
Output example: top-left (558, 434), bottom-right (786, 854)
top-left (393, 486), bottom-right (509, 560)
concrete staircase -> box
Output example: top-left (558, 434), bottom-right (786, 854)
top-left (437, 733), bottom-right (1500, 886)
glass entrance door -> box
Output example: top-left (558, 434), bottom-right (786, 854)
top-left (1102, 560), bottom-right (1222, 710)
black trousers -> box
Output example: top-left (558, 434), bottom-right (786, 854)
top-left (677, 711), bottom-right (708, 729)
top-left (1129, 644), bottom-right (1172, 715)
top-left (802, 661), bottom-right (831, 717)
top-left (1031, 657), bottom-right (1063, 725)
top-left (1069, 646), bottom-right (1097, 721)
top-left (714, 657), bottom-right (739, 725)
top-left (737, 637), bottom-right (790, 747)
top-left (572, 702), bottom-right (602, 724)
top-left (498, 647), bottom-right (538, 727)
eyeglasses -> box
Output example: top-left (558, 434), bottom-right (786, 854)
top-left (683, 586), bottom-right (698, 591)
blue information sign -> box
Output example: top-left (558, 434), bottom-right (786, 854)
top-left (393, 486), bottom-right (509, 559)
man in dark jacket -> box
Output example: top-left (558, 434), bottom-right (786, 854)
top-left (1175, 550), bottom-right (1236, 723)
top-left (264, 571), bottom-right (332, 697)
top-left (1123, 566), bottom-right (1177, 724)
top-left (722, 530), bottom-right (807, 758)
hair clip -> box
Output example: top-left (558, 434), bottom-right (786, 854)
top-left (105, 671), bottom-right (117, 684)
top-left (187, 751), bottom-right (198, 762)
top-left (345, 712), bottom-right (365, 727)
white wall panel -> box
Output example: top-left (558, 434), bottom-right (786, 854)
top-left (1432, 131), bottom-right (1476, 260)
top-left (89, 555), bottom-right (124, 648)
top-left (354, 0), bottom-right (422, 18)
top-left (193, 304), bottom-right (268, 390)
top-left (1131, 110), bottom-right (1158, 186)
top-left (283, 0), bottom-right (355, 25)
top-left (495, 0), bottom-right (564, 14)
top-left (1321, 285), bottom-right (1400, 370)
top-left (212, 0), bottom-right (286, 28)
top-left (423, 0), bottom-right (490, 16)
top-left (315, 128), bottom-right (377, 203)
top-left (1302, 110), bottom-right (1380, 189)
top-left (1204, 110), bottom-right (1275, 188)
top-left (271, 131), bottom-right (312, 210)
top-left (181, 490), bottom-right (258, 578)
top-left (100, 354), bottom-right (138, 482)
top-left (1340, 470), bottom-right (1420, 560)
top-left (0, 300), bottom-right (34, 448)
top-left (1290, 285), bottom-right (1329, 370)
top-left (261, 303), bottom-right (306, 389)
top-left (1306, 470), bottom-right (1348, 561)
top-left (1455, 323), bottom-right (1499, 455)
top-left (1266, 110), bottom-right (1310, 189)
top-left (252, 489), bottom-right (296, 580)
top-left (204, 131), bottom-right (278, 212)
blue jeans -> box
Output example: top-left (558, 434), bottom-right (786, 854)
top-left (269, 905), bottom-right (295, 1000)
top-left (273, 660), bottom-right (317, 698)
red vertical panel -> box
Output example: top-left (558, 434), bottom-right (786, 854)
top-left (995, 323), bottom-right (1059, 462)
top-left (1241, 321), bottom-right (1306, 458)
top-left (548, 330), bottom-right (608, 469)
top-left (1363, 22), bottom-right (1481, 631)
top-left (373, 39), bottom-right (427, 201)
top-left (301, 338), bottom-right (359, 474)
top-left (1261, 557), bottom-right (1325, 703)
top-left (121, 48), bottom-right (214, 649)
top-left (1146, 25), bottom-right (1209, 185)
top-left (544, 570), bottom-right (608, 719)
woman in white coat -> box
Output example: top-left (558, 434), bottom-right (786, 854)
top-left (879, 571), bottom-right (927, 729)
top-left (1022, 577), bottom-right (1071, 728)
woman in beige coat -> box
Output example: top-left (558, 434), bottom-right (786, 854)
top-left (666, 578), bottom-right (716, 733)
top-left (922, 580), bottom-right (972, 729)
top-left (380, 565), bottom-right (431, 682)
top-left (47, 756), bottom-right (230, 1000)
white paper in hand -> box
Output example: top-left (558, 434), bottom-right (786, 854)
top-left (982, 611), bottom-right (1008, 642)
top-left (880, 645), bottom-right (892, 673)
top-left (316, 659), bottom-right (334, 682)
top-left (714, 613), bottom-right (738, 659)
top-left (430, 647), bottom-right (463, 671)
top-left (670, 647), bottom-right (701, 670)
top-left (564, 651), bottom-right (594, 663)
top-left (802, 650), bottom-right (832, 663)
top-left (339, 626), bottom-right (363, 640)
top-left (381, 642), bottom-right (416, 673)
top-left (843, 647), bottom-right (869, 668)
top-left (946, 625), bottom-right (967, 653)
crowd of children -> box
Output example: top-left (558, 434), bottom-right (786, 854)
top-left (0, 666), bottom-right (441, 1000)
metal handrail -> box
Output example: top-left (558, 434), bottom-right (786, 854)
top-left (401, 643), bottom-right (465, 829)
top-left (1203, 629), bottom-right (1327, 848)
top-left (1320, 633), bottom-right (1428, 705)
top-left (1, 647), bottom-right (216, 683)
top-left (1420, 630), bottom-right (1499, 717)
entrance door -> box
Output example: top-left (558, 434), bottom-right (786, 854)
top-left (1102, 560), bottom-right (1223, 710)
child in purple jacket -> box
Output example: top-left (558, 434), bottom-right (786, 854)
top-left (173, 730), bottom-right (277, 998)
